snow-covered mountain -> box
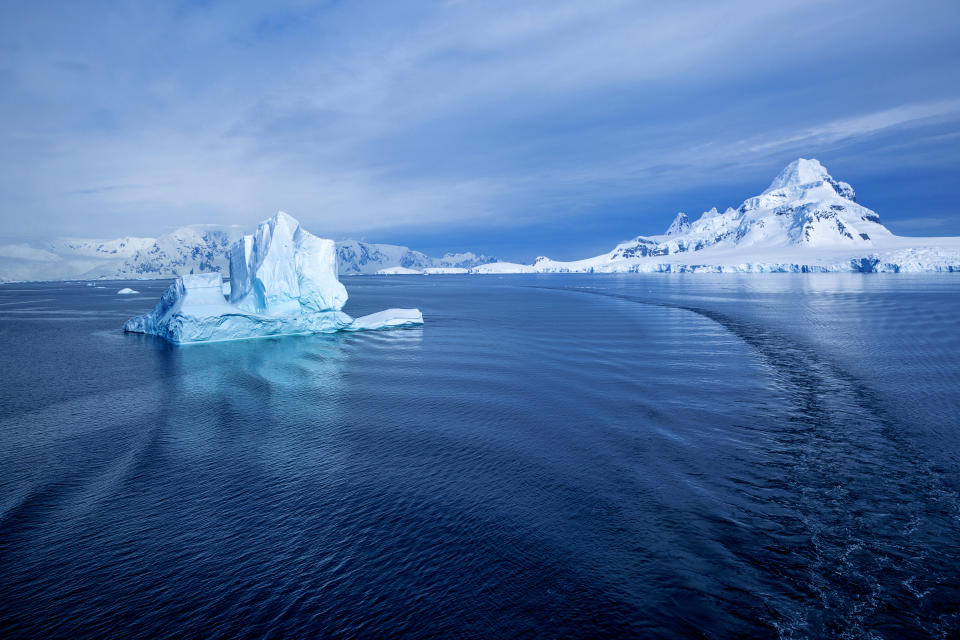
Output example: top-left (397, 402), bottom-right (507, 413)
top-left (0, 221), bottom-right (492, 282)
top-left (484, 159), bottom-right (959, 273)
top-left (48, 236), bottom-right (156, 259)
top-left (3, 159), bottom-right (956, 281)
top-left (95, 225), bottom-right (246, 279)
top-left (335, 241), bottom-right (492, 275)
top-left (0, 226), bottom-right (245, 282)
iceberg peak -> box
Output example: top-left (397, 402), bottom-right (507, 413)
top-left (229, 210), bottom-right (347, 314)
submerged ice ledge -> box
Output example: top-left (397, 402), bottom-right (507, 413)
top-left (124, 213), bottom-right (423, 344)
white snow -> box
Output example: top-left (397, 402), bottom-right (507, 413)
top-left (124, 212), bottom-right (423, 344)
top-left (117, 287), bottom-right (139, 294)
top-left (470, 262), bottom-right (537, 274)
top-left (422, 267), bottom-right (470, 275)
top-left (664, 213), bottom-right (691, 237)
top-left (0, 226), bottom-right (244, 283)
top-left (337, 242), bottom-right (493, 275)
top-left (0, 229), bottom-right (490, 282)
top-left (485, 158), bottom-right (960, 274)
top-left (4, 158), bottom-right (957, 283)
top-left (50, 236), bottom-right (155, 259)
top-left (377, 266), bottom-right (422, 275)
top-left (432, 252), bottom-right (490, 268)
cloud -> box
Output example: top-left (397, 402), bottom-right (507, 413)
top-left (745, 100), bottom-right (960, 154)
top-left (0, 0), bottom-right (959, 253)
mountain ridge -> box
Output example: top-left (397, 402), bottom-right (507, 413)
top-left (0, 225), bottom-right (493, 282)
top-left (2, 158), bottom-right (958, 281)
top-left (519, 158), bottom-right (960, 273)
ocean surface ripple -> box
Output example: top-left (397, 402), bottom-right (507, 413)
top-left (0, 274), bottom-right (958, 639)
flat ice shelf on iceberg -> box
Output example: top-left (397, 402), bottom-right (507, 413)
top-left (124, 212), bottom-right (423, 344)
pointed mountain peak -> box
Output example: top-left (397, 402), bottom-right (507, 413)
top-left (763, 158), bottom-right (856, 201)
top-left (765, 158), bottom-right (831, 192)
top-left (665, 212), bottom-right (691, 236)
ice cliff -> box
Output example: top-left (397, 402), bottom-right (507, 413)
top-left (123, 212), bottom-right (423, 344)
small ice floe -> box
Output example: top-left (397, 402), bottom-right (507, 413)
top-left (117, 287), bottom-right (140, 295)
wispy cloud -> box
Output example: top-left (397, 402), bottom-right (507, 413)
top-left (1, 0), bottom-right (958, 255)
top-left (745, 100), bottom-right (960, 154)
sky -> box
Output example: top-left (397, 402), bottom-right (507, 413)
top-left (1, 0), bottom-right (959, 261)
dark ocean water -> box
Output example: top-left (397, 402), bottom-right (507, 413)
top-left (1, 274), bottom-right (958, 639)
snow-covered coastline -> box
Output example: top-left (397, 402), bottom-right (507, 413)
top-left (260, 159), bottom-right (960, 276)
top-left (464, 159), bottom-right (960, 274)
top-left (3, 159), bottom-right (958, 282)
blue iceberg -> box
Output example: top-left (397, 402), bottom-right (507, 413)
top-left (124, 212), bottom-right (423, 344)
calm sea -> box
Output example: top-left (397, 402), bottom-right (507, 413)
top-left (1, 274), bottom-right (958, 639)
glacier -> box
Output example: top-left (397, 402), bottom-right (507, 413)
top-left (469, 159), bottom-right (960, 274)
top-left (123, 212), bottom-right (423, 344)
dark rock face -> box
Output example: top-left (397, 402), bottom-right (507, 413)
top-left (826, 176), bottom-right (856, 201)
top-left (613, 238), bottom-right (669, 259)
top-left (665, 212), bottom-right (691, 236)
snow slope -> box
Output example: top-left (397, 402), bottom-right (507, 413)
top-left (49, 236), bottom-right (155, 259)
top-left (335, 241), bottom-right (492, 275)
top-left (470, 262), bottom-right (537, 274)
top-left (484, 159), bottom-right (960, 274)
top-left (0, 226), bottom-right (244, 283)
top-left (124, 212), bottom-right (423, 344)
top-left (377, 266), bottom-right (423, 275)
top-left (98, 225), bottom-right (245, 279)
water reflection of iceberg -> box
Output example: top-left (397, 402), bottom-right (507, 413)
top-left (146, 323), bottom-right (423, 476)
top-left (124, 212), bottom-right (423, 344)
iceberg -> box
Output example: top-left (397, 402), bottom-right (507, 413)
top-left (117, 287), bottom-right (139, 294)
top-left (123, 212), bottom-right (423, 344)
